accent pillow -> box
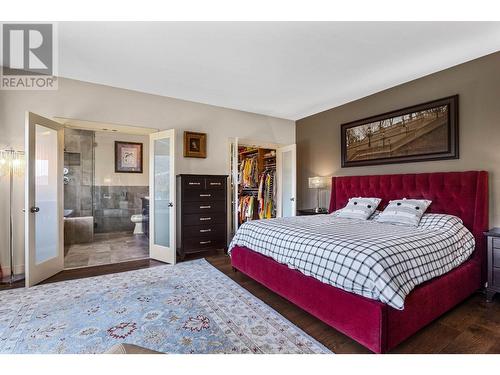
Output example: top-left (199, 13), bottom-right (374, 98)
top-left (376, 198), bottom-right (432, 226)
top-left (336, 197), bottom-right (382, 220)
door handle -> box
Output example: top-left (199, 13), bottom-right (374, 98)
top-left (290, 197), bottom-right (295, 202)
top-left (30, 206), bottom-right (40, 213)
top-left (168, 202), bottom-right (174, 207)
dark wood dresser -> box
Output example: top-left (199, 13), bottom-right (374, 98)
top-left (485, 228), bottom-right (500, 302)
top-left (176, 174), bottom-right (228, 259)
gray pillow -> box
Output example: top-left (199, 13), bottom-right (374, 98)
top-left (336, 197), bottom-right (382, 220)
top-left (376, 198), bottom-right (432, 226)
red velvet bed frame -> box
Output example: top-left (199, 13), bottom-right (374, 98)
top-left (231, 171), bottom-right (489, 353)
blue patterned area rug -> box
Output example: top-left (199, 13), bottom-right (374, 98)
top-left (0, 259), bottom-right (331, 354)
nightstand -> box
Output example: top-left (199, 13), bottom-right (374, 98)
top-left (485, 228), bottom-right (500, 302)
top-left (297, 208), bottom-right (328, 216)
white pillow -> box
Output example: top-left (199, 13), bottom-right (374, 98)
top-left (376, 198), bottom-right (432, 227)
top-left (336, 197), bottom-right (382, 220)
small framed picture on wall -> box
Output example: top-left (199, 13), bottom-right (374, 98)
top-left (115, 141), bottom-right (143, 173)
top-left (184, 131), bottom-right (207, 158)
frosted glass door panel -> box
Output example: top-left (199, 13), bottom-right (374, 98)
top-left (149, 129), bottom-right (176, 264)
top-left (35, 124), bottom-right (59, 264)
top-left (154, 138), bottom-right (170, 248)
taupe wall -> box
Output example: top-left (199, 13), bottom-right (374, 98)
top-left (0, 77), bottom-right (294, 273)
top-left (296, 51), bottom-right (500, 226)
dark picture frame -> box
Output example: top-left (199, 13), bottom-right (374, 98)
top-left (341, 95), bottom-right (459, 168)
top-left (184, 131), bottom-right (207, 158)
top-left (114, 141), bottom-right (143, 173)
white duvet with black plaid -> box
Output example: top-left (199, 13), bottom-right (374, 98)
top-left (228, 213), bottom-right (475, 310)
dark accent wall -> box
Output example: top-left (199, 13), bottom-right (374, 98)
top-left (64, 129), bottom-right (94, 217)
top-left (296, 52), bottom-right (500, 226)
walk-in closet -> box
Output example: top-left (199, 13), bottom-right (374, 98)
top-left (229, 139), bottom-right (296, 238)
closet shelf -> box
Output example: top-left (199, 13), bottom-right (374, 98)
top-left (239, 148), bottom-right (259, 156)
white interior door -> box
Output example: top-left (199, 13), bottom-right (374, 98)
top-left (25, 112), bottom-right (64, 287)
top-left (276, 144), bottom-right (296, 217)
top-left (230, 137), bottom-right (239, 235)
top-left (149, 129), bottom-right (176, 264)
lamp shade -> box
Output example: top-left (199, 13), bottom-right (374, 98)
top-left (308, 176), bottom-right (329, 189)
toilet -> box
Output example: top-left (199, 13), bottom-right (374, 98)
top-left (131, 214), bottom-right (145, 235)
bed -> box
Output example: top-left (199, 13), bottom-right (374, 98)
top-left (229, 171), bottom-right (488, 353)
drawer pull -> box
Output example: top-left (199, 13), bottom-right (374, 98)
top-left (200, 229), bottom-right (212, 233)
top-left (200, 217), bottom-right (212, 221)
top-left (200, 194), bottom-right (211, 197)
top-left (200, 205), bottom-right (211, 209)
top-left (200, 240), bottom-right (212, 245)
top-left (188, 182), bottom-right (201, 185)
top-left (209, 182), bottom-right (222, 186)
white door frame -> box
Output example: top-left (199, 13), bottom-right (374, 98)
top-left (149, 129), bottom-right (176, 264)
top-left (25, 112), bottom-right (65, 287)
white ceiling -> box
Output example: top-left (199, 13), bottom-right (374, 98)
top-left (58, 22), bottom-right (500, 120)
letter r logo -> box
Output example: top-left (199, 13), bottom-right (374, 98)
top-left (2, 24), bottom-right (53, 76)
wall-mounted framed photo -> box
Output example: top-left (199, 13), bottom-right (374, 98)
top-left (184, 131), bottom-right (207, 158)
top-left (341, 95), bottom-right (459, 168)
top-left (114, 141), bottom-right (143, 173)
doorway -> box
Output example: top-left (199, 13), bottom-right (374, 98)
top-left (62, 128), bottom-right (150, 269)
top-left (25, 113), bottom-right (177, 287)
top-left (228, 138), bottom-right (296, 239)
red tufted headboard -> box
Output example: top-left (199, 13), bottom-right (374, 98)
top-left (329, 171), bottom-right (489, 283)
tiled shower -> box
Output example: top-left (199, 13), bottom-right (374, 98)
top-left (64, 128), bottom-right (148, 245)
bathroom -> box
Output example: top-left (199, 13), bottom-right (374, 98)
top-left (63, 128), bottom-right (150, 269)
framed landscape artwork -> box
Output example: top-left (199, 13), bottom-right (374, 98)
top-left (184, 131), bottom-right (207, 158)
top-left (115, 141), bottom-right (143, 173)
top-left (341, 95), bottom-right (459, 167)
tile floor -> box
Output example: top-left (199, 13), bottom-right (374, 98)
top-left (64, 232), bottom-right (149, 269)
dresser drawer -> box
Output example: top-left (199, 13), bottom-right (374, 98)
top-left (183, 223), bottom-right (226, 238)
top-left (184, 189), bottom-right (226, 202)
top-left (183, 201), bottom-right (225, 214)
top-left (205, 177), bottom-right (226, 190)
top-left (183, 237), bottom-right (226, 252)
top-left (183, 176), bottom-right (205, 190)
top-left (493, 248), bottom-right (500, 268)
top-left (183, 212), bottom-right (226, 226)
top-left (493, 238), bottom-right (500, 249)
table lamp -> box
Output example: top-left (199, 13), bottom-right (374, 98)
top-left (308, 176), bottom-right (329, 213)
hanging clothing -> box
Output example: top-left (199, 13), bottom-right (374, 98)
top-left (257, 169), bottom-right (276, 219)
top-left (239, 156), bottom-right (259, 188)
top-left (238, 195), bottom-right (255, 224)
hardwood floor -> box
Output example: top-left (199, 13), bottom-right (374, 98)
top-left (205, 253), bottom-right (500, 354)
top-left (3, 252), bottom-right (500, 353)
